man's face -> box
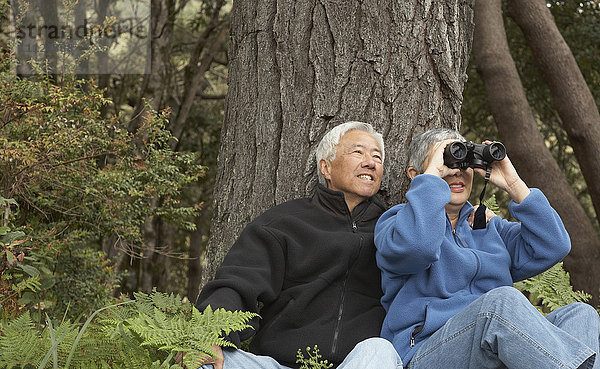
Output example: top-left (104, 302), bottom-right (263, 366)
top-left (320, 130), bottom-right (383, 209)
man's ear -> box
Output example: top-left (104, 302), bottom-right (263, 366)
top-left (319, 159), bottom-right (332, 182)
top-left (406, 167), bottom-right (419, 180)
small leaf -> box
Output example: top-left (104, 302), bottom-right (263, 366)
top-left (18, 264), bottom-right (40, 277)
top-left (6, 250), bottom-right (16, 264)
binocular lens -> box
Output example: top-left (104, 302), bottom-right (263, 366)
top-left (487, 142), bottom-right (506, 161)
top-left (448, 141), bottom-right (467, 160)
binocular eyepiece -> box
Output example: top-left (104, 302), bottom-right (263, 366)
top-left (443, 141), bottom-right (506, 169)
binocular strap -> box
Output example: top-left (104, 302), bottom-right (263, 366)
top-left (473, 167), bottom-right (492, 230)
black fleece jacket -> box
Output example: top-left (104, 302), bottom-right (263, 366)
top-left (196, 184), bottom-right (387, 368)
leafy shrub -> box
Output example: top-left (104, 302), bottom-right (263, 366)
top-left (0, 19), bottom-right (205, 319)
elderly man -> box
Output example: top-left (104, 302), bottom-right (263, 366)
top-left (195, 122), bottom-right (403, 369)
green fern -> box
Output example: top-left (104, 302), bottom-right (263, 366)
top-left (0, 290), bottom-right (257, 368)
top-left (482, 194), bottom-right (500, 213)
top-left (514, 262), bottom-right (591, 314)
top-left (0, 311), bottom-right (46, 368)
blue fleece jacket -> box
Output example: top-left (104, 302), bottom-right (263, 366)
top-left (374, 174), bottom-right (571, 364)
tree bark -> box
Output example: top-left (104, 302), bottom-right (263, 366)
top-left (201, 0), bottom-right (475, 287)
top-left (507, 0), bottom-right (600, 226)
top-left (472, 0), bottom-right (600, 304)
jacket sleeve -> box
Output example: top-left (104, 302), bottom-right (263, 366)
top-left (195, 220), bottom-right (286, 346)
top-left (496, 188), bottom-right (571, 282)
top-left (375, 175), bottom-right (451, 276)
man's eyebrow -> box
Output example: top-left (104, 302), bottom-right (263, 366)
top-left (350, 143), bottom-right (382, 153)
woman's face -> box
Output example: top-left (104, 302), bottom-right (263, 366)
top-left (442, 167), bottom-right (474, 209)
top-left (419, 141), bottom-right (474, 209)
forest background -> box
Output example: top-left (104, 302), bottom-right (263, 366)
top-left (0, 0), bottom-right (599, 333)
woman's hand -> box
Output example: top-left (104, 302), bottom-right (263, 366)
top-left (468, 205), bottom-right (497, 228)
top-left (473, 141), bottom-right (530, 203)
top-left (422, 139), bottom-right (461, 178)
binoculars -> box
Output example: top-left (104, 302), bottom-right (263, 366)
top-left (443, 141), bottom-right (506, 169)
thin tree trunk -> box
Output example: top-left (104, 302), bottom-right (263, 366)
top-left (201, 0), bottom-right (475, 286)
top-left (170, 23), bottom-right (228, 149)
top-left (472, 0), bottom-right (600, 304)
top-left (73, 0), bottom-right (89, 78)
top-left (130, 0), bottom-right (174, 130)
top-left (507, 0), bottom-right (600, 227)
top-left (37, 0), bottom-right (58, 77)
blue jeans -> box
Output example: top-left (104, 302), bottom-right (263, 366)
top-left (407, 286), bottom-right (599, 369)
top-left (200, 337), bottom-right (403, 369)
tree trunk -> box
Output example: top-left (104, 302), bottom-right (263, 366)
top-left (37, 0), bottom-right (58, 76)
top-left (472, 0), bottom-right (600, 304)
top-left (73, 0), bottom-right (89, 78)
top-left (507, 0), bottom-right (600, 226)
top-left (201, 0), bottom-right (475, 287)
top-left (130, 0), bottom-right (175, 130)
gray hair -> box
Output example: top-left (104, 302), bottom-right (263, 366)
top-left (315, 121), bottom-right (385, 185)
top-left (408, 128), bottom-right (465, 172)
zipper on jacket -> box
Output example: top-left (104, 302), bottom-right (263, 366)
top-left (331, 214), bottom-right (361, 353)
top-left (331, 222), bottom-right (362, 354)
top-left (410, 324), bottom-right (424, 347)
top-left (331, 268), bottom-right (350, 354)
top-left (452, 229), bottom-right (481, 291)
top-left (452, 229), bottom-right (465, 247)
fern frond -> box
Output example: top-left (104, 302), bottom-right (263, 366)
top-left (0, 291), bottom-right (258, 368)
top-left (12, 275), bottom-right (42, 293)
top-left (0, 312), bottom-right (48, 368)
top-left (515, 262), bottom-right (591, 314)
top-left (483, 194), bottom-right (500, 213)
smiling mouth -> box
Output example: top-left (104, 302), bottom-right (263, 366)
top-left (358, 174), bottom-right (374, 181)
top-left (449, 183), bottom-right (465, 191)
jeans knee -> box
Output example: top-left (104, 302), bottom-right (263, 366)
top-left (480, 286), bottom-right (533, 315)
top-left (354, 337), bottom-right (397, 355)
top-left (485, 286), bottom-right (527, 302)
top-left (553, 302), bottom-right (599, 326)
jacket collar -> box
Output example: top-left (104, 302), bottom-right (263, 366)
top-left (311, 184), bottom-right (385, 220)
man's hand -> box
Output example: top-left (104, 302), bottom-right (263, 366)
top-left (175, 345), bottom-right (224, 369)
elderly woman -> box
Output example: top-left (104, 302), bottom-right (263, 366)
top-left (375, 128), bottom-right (599, 369)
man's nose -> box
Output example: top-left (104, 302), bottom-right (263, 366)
top-left (362, 155), bottom-right (377, 168)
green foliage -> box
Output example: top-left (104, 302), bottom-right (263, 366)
top-left (0, 30), bottom-right (206, 316)
top-left (0, 289), bottom-right (258, 369)
top-left (482, 194), bottom-right (500, 214)
top-left (296, 345), bottom-right (333, 369)
top-left (515, 262), bottom-right (592, 314)
top-left (51, 248), bottom-right (120, 321)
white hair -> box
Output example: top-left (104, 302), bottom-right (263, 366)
top-left (315, 121), bottom-right (385, 185)
top-left (408, 128), bottom-right (465, 172)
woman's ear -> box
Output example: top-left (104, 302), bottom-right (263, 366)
top-left (406, 167), bottom-right (419, 180)
top-left (319, 159), bottom-right (331, 182)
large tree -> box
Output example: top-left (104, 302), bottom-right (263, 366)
top-left (201, 0), bottom-right (476, 285)
top-left (472, 0), bottom-right (600, 304)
